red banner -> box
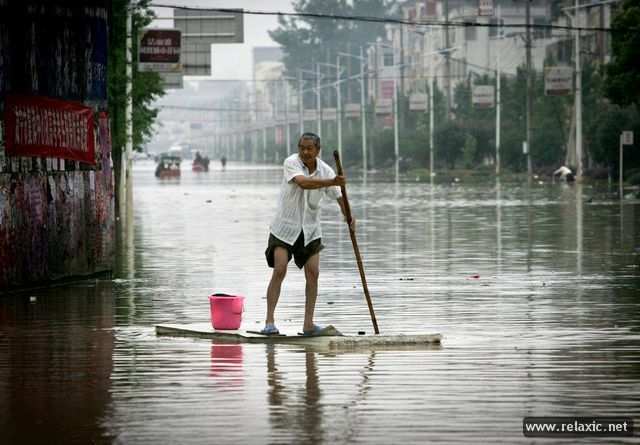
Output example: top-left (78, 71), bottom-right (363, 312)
top-left (4, 94), bottom-right (96, 165)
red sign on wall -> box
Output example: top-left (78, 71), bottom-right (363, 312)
top-left (4, 95), bottom-right (96, 164)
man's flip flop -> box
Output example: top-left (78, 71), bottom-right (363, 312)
top-left (298, 324), bottom-right (343, 337)
top-left (248, 324), bottom-right (284, 336)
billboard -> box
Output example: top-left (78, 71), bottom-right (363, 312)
top-left (322, 108), bottom-right (337, 121)
top-left (544, 66), bottom-right (573, 96)
top-left (4, 95), bottom-right (95, 164)
top-left (478, 0), bottom-right (494, 17)
top-left (409, 93), bottom-right (428, 111)
top-left (472, 85), bottom-right (495, 108)
top-left (138, 29), bottom-right (181, 72)
top-left (375, 98), bottom-right (392, 114)
top-left (345, 103), bottom-right (361, 118)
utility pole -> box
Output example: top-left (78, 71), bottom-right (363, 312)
top-left (574, 0), bottom-right (583, 180)
top-left (429, 29), bottom-right (435, 178)
top-left (444, 0), bottom-right (452, 118)
top-left (121, 4), bottom-right (133, 221)
top-left (316, 63), bottom-right (322, 137)
top-left (393, 71), bottom-right (399, 181)
top-left (495, 5), bottom-right (502, 176)
top-left (336, 56), bottom-right (343, 161)
top-left (297, 70), bottom-right (304, 134)
top-left (284, 80), bottom-right (290, 158)
top-left (525, 0), bottom-right (533, 179)
top-left (360, 46), bottom-right (367, 176)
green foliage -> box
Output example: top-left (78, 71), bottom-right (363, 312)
top-left (269, 0), bottom-right (392, 80)
top-left (108, 0), bottom-right (164, 161)
top-left (605, 0), bottom-right (640, 107)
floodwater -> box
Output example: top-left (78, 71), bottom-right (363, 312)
top-left (1, 159), bottom-right (639, 444)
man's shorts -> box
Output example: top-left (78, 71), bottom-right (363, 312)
top-left (265, 232), bottom-right (324, 269)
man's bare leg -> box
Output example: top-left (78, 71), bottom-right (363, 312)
top-left (303, 253), bottom-right (320, 332)
top-left (265, 247), bottom-right (289, 325)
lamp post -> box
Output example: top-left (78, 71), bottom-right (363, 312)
top-left (338, 48), bottom-right (368, 177)
top-left (372, 40), bottom-right (400, 180)
top-left (318, 60), bottom-right (344, 161)
top-left (298, 68), bottom-right (323, 137)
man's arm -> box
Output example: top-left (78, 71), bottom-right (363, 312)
top-left (292, 175), bottom-right (345, 189)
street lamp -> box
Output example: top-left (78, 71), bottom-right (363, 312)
top-left (370, 40), bottom-right (400, 180)
top-left (318, 61), bottom-right (345, 161)
top-left (298, 68), bottom-right (324, 137)
top-left (338, 48), bottom-right (368, 177)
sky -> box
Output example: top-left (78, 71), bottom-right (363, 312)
top-left (151, 0), bottom-right (295, 80)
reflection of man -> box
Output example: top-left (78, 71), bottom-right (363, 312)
top-left (553, 165), bottom-right (575, 182)
top-left (266, 346), bottom-right (322, 441)
top-left (261, 132), bottom-right (354, 336)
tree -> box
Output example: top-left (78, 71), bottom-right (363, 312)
top-left (108, 0), bottom-right (164, 162)
top-left (604, 0), bottom-right (640, 107)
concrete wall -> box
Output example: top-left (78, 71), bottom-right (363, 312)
top-left (0, 0), bottom-right (114, 290)
top-left (0, 169), bottom-right (114, 289)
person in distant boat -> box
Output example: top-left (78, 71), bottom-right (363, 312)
top-left (262, 132), bottom-right (354, 336)
top-left (553, 165), bottom-right (575, 182)
top-left (220, 156), bottom-right (227, 171)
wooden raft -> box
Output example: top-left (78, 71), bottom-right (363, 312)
top-left (155, 323), bottom-right (442, 350)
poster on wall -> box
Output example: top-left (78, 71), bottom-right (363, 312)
top-left (4, 95), bottom-right (96, 165)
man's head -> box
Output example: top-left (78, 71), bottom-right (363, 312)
top-left (298, 132), bottom-right (321, 165)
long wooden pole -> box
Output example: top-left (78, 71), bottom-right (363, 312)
top-left (333, 151), bottom-right (379, 334)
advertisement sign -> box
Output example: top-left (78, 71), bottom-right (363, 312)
top-left (5, 95), bottom-right (95, 164)
top-left (472, 85), bottom-right (495, 108)
top-left (409, 93), bottom-right (428, 111)
top-left (380, 80), bottom-right (395, 99)
top-left (322, 108), bottom-right (337, 121)
top-left (544, 66), bottom-right (573, 96)
top-left (478, 0), bottom-right (494, 17)
top-left (375, 98), bottom-right (392, 114)
top-left (303, 109), bottom-right (317, 121)
top-left (345, 103), bottom-right (361, 118)
top-left (138, 29), bottom-right (181, 72)
top-left (424, 0), bottom-right (437, 19)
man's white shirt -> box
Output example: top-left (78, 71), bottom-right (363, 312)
top-left (269, 153), bottom-right (341, 246)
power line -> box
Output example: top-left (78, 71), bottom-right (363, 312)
top-left (149, 4), bottom-right (625, 33)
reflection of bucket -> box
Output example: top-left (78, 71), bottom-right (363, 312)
top-left (210, 344), bottom-right (244, 386)
top-left (209, 293), bottom-right (244, 330)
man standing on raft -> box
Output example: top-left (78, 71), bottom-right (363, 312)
top-left (262, 132), bottom-right (355, 336)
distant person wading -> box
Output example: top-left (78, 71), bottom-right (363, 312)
top-left (261, 132), bottom-right (355, 336)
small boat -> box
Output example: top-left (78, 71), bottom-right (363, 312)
top-left (155, 323), bottom-right (442, 351)
top-left (155, 153), bottom-right (181, 178)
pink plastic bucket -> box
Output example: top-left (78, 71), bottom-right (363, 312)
top-left (209, 293), bottom-right (244, 330)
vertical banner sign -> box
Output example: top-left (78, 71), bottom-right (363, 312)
top-left (5, 95), bottom-right (96, 164)
top-left (545, 66), bottom-right (573, 96)
top-left (478, 0), bottom-right (494, 16)
top-left (472, 85), bottom-right (495, 108)
top-left (380, 80), bottom-right (395, 99)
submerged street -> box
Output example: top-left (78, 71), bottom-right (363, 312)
top-left (1, 161), bottom-right (639, 443)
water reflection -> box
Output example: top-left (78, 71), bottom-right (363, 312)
top-left (2, 163), bottom-right (640, 444)
top-left (0, 282), bottom-right (115, 444)
top-left (210, 343), bottom-right (244, 387)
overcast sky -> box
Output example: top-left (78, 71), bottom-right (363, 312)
top-left (151, 0), bottom-right (295, 80)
